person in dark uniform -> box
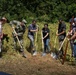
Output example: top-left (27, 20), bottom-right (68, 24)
top-left (56, 18), bottom-right (66, 58)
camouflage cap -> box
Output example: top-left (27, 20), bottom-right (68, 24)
top-left (22, 19), bottom-right (27, 23)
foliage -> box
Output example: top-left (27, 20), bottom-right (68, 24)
top-left (0, 0), bottom-right (76, 22)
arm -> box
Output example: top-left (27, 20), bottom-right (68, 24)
top-left (43, 33), bottom-right (49, 39)
top-left (0, 33), bottom-right (3, 39)
top-left (57, 23), bottom-right (66, 36)
top-left (30, 29), bottom-right (37, 32)
top-left (0, 24), bottom-right (3, 39)
top-left (29, 25), bottom-right (38, 32)
top-left (57, 30), bottom-right (65, 36)
top-left (70, 32), bottom-right (76, 40)
top-left (43, 28), bottom-right (50, 39)
top-left (17, 33), bottom-right (23, 36)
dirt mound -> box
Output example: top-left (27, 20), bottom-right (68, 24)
top-left (0, 53), bottom-right (76, 75)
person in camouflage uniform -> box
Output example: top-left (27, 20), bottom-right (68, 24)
top-left (10, 19), bottom-right (27, 58)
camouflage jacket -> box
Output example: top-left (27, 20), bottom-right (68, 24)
top-left (10, 20), bottom-right (26, 36)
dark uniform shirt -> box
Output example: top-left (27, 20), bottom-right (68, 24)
top-left (58, 22), bottom-right (66, 41)
top-left (42, 28), bottom-right (50, 39)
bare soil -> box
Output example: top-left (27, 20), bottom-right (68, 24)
top-left (0, 52), bottom-right (76, 75)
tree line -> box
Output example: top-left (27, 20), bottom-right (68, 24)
top-left (0, 0), bottom-right (76, 22)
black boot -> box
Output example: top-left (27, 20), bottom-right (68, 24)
top-left (21, 49), bottom-right (27, 58)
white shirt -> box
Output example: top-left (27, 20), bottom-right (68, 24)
top-left (0, 22), bottom-right (2, 33)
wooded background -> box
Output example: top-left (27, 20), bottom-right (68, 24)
top-left (0, 0), bottom-right (76, 22)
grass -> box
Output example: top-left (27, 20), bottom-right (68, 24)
top-left (2, 22), bottom-right (71, 59)
top-left (1, 22), bottom-right (76, 75)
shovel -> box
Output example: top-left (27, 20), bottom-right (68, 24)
top-left (41, 31), bottom-right (44, 52)
top-left (32, 31), bottom-right (38, 56)
top-left (11, 25), bottom-right (23, 49)
top-left (51, 35), bottom-right (58, 59)
top-left (62, 38), bottom-right (69, 64)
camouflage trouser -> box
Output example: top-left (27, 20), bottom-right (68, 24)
top-left (13, 36), bottom-right (24, 51)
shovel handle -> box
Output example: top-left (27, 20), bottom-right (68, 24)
top-left (12, 25), bottom-right (23, 49)
top-left (62, 39), bottom-right (69, 64)
top-left (41, 31), bottom-right (44, 50)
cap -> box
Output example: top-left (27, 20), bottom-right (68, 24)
top-left (22, 19), bottom-right (27, 23)
top-left (2, 17), bottom-right (7, 21)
